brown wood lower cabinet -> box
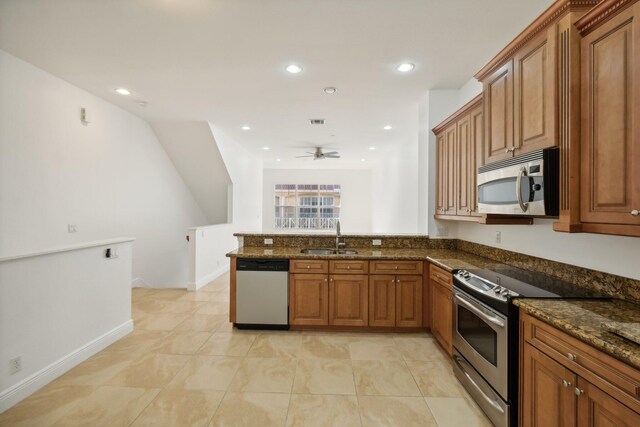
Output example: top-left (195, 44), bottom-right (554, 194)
top-left (289, 273), bottom-right (328, 326)
top-left (368, 274), bottom-right (422, 328)
top-left (521, 312), bottom-right (640, 426)
top-left (429, 264), bottom-right (453, 355)
top-left (329, 274), bottom-right (368, 327)
top-left (522, 343), bottom-right (578, 426)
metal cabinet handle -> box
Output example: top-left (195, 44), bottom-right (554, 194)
top-left (632, 210), bottom-right (639, 216)
top-left (567, 353), bottom-right (577, 362)
top-left (562, 380), bottom-right (572, 388)
top-left (504, 148), bottom-right (510, 153)
top-left (574, 388), bottom-right (584, 396)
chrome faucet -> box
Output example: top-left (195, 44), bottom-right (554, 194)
top-left (335, 220), bottom-right (346, 251)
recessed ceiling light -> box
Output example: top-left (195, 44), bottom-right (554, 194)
top-left (241, 125), bottom-right (251, 130)
top-left (263, 146), bottom-right (270, 150)
top-left (115, 88), bottom-right (131, 95)
top-left (323, 87), bottom-right (337, 94)
top-left (361, 158), bottom-right (366, 162)
top-left (383, 125), bottom-right (393, 130)
top-left (276, 158), bottom-right (281, 162)
top-left (396, 63), bottom-right (415, 73)
top-left (369, 147), bottom-right (376, 150)
top-left (285, 64), bottom-right (303, 74)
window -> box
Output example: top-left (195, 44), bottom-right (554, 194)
top-left (274, 184), bottom-right (341, 229)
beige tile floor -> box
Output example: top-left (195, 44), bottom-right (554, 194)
top-left (0, 272), bottom-right (492, 427)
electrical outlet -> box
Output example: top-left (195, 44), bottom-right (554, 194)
top-left (9, 356), bottom-right (22, 375)
top-left (67, 224), bottom-right (77, 233)
top-left (372, 239), bottom-right (382, 246)
top-left (264, 238), bottom-right (273, 245)
top-left (495, 231), bottom-right (502, 244)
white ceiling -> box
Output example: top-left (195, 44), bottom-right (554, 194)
top-left (0, 0), bottom-right (552, 169)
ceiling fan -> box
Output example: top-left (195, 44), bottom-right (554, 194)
top-left (296, 147), bottom-right (341, 160)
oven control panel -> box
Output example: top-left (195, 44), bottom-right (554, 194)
top-left (454, 270), bottom-right (519, 302)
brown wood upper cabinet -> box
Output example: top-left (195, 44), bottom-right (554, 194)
top-left (433, 95), bottom-right (483, 219)
top-left (578, 0), bottom-right (640, 236)
top-left (481, 25), bottom-right (558, 164)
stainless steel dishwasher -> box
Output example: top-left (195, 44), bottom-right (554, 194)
top-left (235, 258), bottom-right (289, 330)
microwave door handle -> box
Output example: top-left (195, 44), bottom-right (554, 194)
top-left (516, 166), bottom-right (529, 213)
top-left (454, 295), bottom-right (505, 328)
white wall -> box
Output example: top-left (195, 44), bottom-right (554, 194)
top-left (262, 169), bottom-right (372, 233)
top-left (187, 224), bottom-right (237, 290)
top-left (210, 125), bottom-right (263, 232)
top-left (151, 121), bottom-right (232, 225)
top-left (371, 133), bottom-right (420, 233)
top-left (0, 50), bottom-right (209, 287)
top-left (0, 240), bottom-right (134, 411)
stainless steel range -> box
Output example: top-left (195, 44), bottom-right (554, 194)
top-left (451, 267), bottom-right (607, 427)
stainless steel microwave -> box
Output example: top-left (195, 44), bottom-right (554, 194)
top-left (477, 148), bottom-right (559, 216)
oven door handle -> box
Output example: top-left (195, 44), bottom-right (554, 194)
top-left (454, 355), bottom-right (506, 414)
top-left (454, 295), bottom-right (505, 328)
top-left (516, 166), bottom-right (529, 213)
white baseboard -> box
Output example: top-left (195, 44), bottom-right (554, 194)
top-left (0, 320), bottom-right (134, 413)
top-left (131, 277), bottom-right (149, 288)
top-left (188, 265), bottom-right (230, 291)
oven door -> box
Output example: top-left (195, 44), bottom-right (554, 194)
top-left (453, 288), bottom-right (508, 399)
top-left (477, 161), bottom-right (546, 215)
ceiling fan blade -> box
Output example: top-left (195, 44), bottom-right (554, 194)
top-left (322, 151), bottom-right (339, 156)
top-left (295, 155), bottom-right (315, 158)
top-left (325, 155), bottom-right (341, 158)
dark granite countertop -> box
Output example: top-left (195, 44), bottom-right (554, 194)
top-left (514, 299), bottom-right (640, 369)
top-left (226, 247), bottom-right (504, 272)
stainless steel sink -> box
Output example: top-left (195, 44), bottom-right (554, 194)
top-left (300, 248), bottom-right (358, 255)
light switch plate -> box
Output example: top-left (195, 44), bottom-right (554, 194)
top-left (264, 238), bottom-right (273, 245)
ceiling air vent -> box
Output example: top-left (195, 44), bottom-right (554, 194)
top-left (309, 119), bottom-right (325, 125)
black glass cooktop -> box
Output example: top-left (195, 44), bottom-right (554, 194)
top-left (465, 266), bottom-right (608, 299)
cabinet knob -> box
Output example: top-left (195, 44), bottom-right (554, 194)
top-left (395, 266), bottom-right (398, 270)
top-left (330, 277), bottom-right (334, 282)
top-left (562, 380), bottom-right (571, 388)
top-left (632, 210), bottom-right (639, 217)
top-left (391, 279), bottom-right (395, 284)
top-left (397, 279), bottom-right (400, 284)
top-left (574, 388), bottom-right (584, 396)
top-left (347, 265), bottom-right (351, 270)
top-left (504, 148), bottom-right (510, 154)
top-left (324, 278), bottom-right (328, 282)
top-left (306, 265), bottom-right (310, 270)
top-left (567, 353), bottom-right (577, 362)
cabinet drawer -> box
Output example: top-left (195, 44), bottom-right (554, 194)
top-left (370, 261), bottom-right (423, 275)
top-left (522, 312), bottom-right (640, 409)
top-left (429, 264), bottom-right (452, 289)
top-left (329, 260), bottom-right (369, 274)
top-left (289, 259), bottom-right (329, 274)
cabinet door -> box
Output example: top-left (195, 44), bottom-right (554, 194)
top-left (456, 114), bottom-right (472, 215)
top-left (395, 275), bottom-right (423, 327)
top-left (470, 105), bottom-right (483, 215)
top-left (329, 274), bottom-right (368, 327)
top-left (522, 343), bottom-right (577, 427)
top-left (484, 61), bottom-right (514, 164)
top-left (581, 6), bottom-right (640, 226)
top-left (290, 274), bottom-right (328, 326)
top-left (436, 133), bottom-right (447, 215)
top-left (445, 123), bottom-right (458, 215)
top-left (431, 280), bottom-right (452, 355)
top-left (513, 28), bottom-right (557, 156)
top-left (577, 378), bottom-right (640, 427)
top-left (369, 275), bottom-right (396, 327)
